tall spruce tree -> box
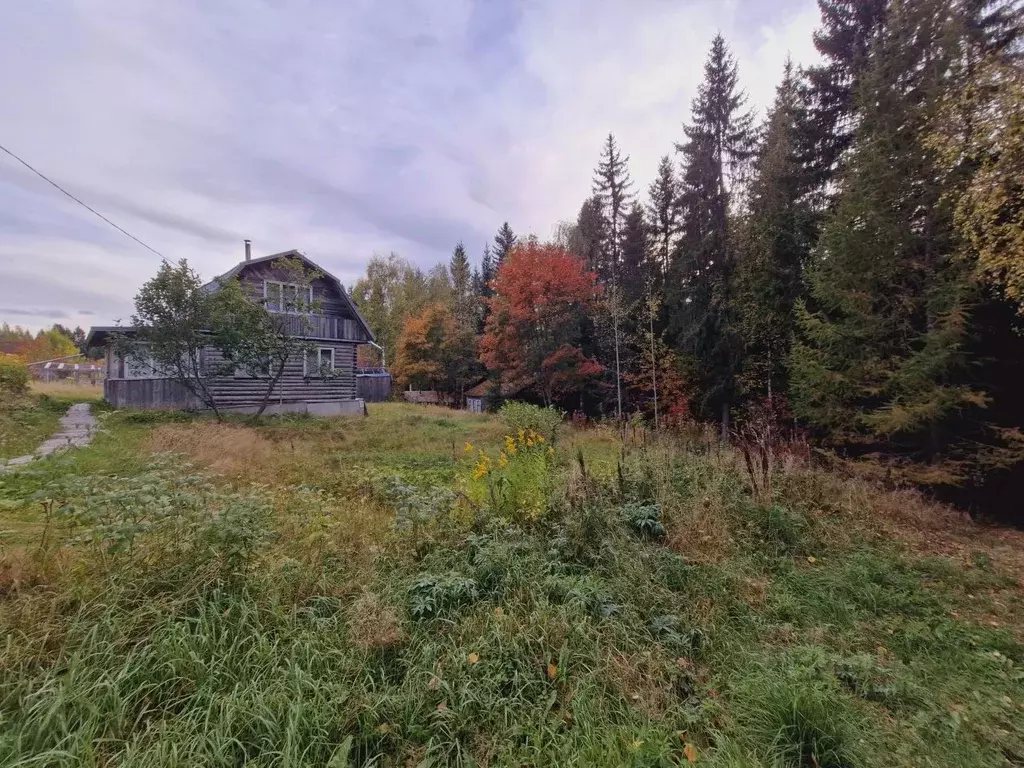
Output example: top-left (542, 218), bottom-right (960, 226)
top-left (493, 223), bottom-right (517, 267)
top-left (647, 155), bottom-right (679, 285)
top-left (620, 202), bottom-right (650, 308)
top-left (801, 0), bottom-right (887, 204)
top-left (449, 240), bottom-right (472, 320)
top-left (592, 133), bottom-right (634, 281)
top-left (669, 33), bottom-right (754, 428)
top-left (735, 60), bottom-right (814, 403)
top-left (572, 196), bottom-right (608, 276)
top-left (790, 0), bottom-right (1024, 485)
top-left (474, 243), bottom-right (496, 334)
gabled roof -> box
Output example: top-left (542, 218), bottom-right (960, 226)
top-left (204, 249), bottom-right (375, 342)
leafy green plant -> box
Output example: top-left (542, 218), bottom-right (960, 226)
top-left (0, 354), bottom-right (29, 396)
top-left (375, 474), bottom-right (455, 547)
top-left (623, 502), bottom-right (665, 538)
top-left (407, 572), bottom-right (479, 619)
top-left (498, 401), bottom-right (564, 444)
top-left (462, 429), bottom-right (555, 523)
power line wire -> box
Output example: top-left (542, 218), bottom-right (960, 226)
top-left (0, 142), bottom-right (164, 259)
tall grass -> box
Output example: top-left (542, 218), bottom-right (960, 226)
top-left (1, 405), bottom-right (1022, 765)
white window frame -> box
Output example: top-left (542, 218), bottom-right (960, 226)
top-left (303, 346), bottom-right (335, 377)
top-left (263, 280), bottom-right (313, 314)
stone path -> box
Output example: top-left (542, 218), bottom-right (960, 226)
top-left (1, 402), bottom-right (97, 470)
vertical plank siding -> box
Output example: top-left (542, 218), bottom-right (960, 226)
top-left (356, 374), bottom-right (392, 402)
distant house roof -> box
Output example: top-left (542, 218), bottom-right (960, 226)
top-left (203, 249), bottom-right (375, 343)
top-left (465, 379), bottom-right (525, 399)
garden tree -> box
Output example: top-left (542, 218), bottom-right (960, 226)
top-left (591, 133), bottom-right (634, 281)
top-left (122, 258), bottom-right (322, 421)
top-left (493, 222), bottom-right (517, 267)
top-left (392, 302), bottom-right (477, 398)
top-left (119, 260), bottom-right (221, 416)
top-left (480, 242), bottom-right (604, 407)
top-left (449, 241), bottom-right (473, 320)
top-left (646, 155), bottom-right (679, 283)
top-left (790, 0), bottom-right (1024, 485)
top-left (669, 33), bottom-right (753, 430)
top-left (931, 56), bottom-right (1024, 314)
top-left (734, 60), bottom-right (815, 402)
top-left (800, 0), bottom-right (888, 203)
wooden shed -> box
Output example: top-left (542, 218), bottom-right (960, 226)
top-left (87, 249), bottom-right (376, 415)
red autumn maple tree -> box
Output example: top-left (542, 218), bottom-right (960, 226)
top-left (479, 242), bottom-right (604, 404)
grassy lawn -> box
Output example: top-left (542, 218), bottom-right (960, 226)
top-left (1, 401), bottom-right (1022, 766)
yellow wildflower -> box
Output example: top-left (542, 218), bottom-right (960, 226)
top-left (548, 446), bottom-right (555, 457)
top-left (463, 441), bottom-right (473, 454)
top-left (498, 452), bottom-right (509, 468)
top-left (536, 434), bottom-right (546, 443)
top-left (518, 428), bottom-right (526, 443)
top-left (504, 435), bottom-right (517, 455)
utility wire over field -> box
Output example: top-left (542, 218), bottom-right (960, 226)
top-left (0, 142), bottom-right (164, 258)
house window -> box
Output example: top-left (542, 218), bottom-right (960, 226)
top-left (264, 281), bottom-right (312, 313)
top-left (304, 347), bottom-right (335, 378)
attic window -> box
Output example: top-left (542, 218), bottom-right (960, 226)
top-left (264, 281), bottom-right (312, 313)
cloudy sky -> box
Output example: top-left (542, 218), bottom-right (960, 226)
top-left (0, 0), bottom-right (821, 331)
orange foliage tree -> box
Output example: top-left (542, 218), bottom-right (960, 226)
top-left (0, 324), bottom-right (79, 363)
top-left (393, 302), bottom-right (477, 397)
top-left (480, 242), bottom-right (604, 405)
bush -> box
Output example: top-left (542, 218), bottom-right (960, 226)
top-left (462, 429), bottom-right (555, 523)
top-left (0, 354), bottom-right (29, 397)
top-left (498, 401), bottom-right (564, 444)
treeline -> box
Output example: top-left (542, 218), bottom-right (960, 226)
top-left (352, 0), bottom-right (1024, 511)
top-left (0, 323), bottom-right (89, 362)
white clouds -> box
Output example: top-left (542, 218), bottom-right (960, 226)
top-left (0, 0), bottom-right (821, 332)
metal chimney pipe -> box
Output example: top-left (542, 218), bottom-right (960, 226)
top-left (244, 239), bottom-right (252, 261)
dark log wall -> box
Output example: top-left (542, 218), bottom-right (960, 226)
top-left (106, 342), bottom-right (359, 410)
top-left (203, 343), bottom-right (358, 407)
top-left (106, 378), bottom-right (203, 410)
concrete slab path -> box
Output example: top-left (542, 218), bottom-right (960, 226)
top-left (1, 402), bottom-right (97, 470)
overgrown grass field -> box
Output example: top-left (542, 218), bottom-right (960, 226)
top-left (1, 402), bottom-right (1022, 766)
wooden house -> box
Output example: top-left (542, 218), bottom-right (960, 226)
top-left (87, 248), bottom-right (375, 415)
